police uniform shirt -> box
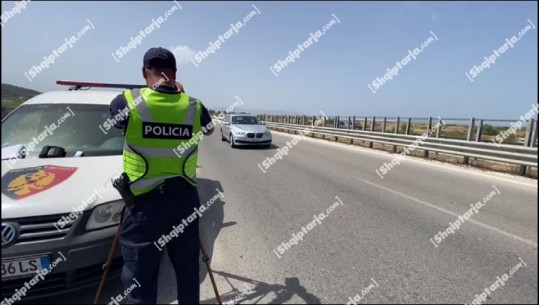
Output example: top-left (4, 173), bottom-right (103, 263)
top-left (109, 85), bottom-right (213, 134)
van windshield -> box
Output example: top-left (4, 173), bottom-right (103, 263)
top-left (1, 104), bottom-right (124, 157)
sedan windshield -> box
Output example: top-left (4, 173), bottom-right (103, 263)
top-left (231, 116), bottom-right (259, 125)
top-left (1, 104), bottom-right (124, 157)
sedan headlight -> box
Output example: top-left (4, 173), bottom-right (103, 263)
top-left (265, 130), bottom-right (271, 136)
top-left (86, 200), bottom-right (124, 230)
top-left (234, 130), bottom-right (246, 135)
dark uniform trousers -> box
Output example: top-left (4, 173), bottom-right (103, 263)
top-left (119, 176), bottom-right (200, 304)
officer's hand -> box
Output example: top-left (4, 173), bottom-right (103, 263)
top-left (176, 82), bottom-right (185, 93)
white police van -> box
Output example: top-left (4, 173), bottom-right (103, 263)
top-left (1, 81), bottom-right (134, 300)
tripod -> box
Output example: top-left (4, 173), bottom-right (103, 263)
top-left (93, 211), bottom-right (222, 304)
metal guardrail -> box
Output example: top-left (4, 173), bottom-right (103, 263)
top-left (257, 114), bottom-right (538, 148)
top-left (263, 122), bottom-right (538, 175)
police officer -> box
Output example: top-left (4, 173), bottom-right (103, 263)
top-left (109, 47), bottom-right (214, 304)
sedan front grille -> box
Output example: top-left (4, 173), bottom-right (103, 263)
top-left (7, 213), bottom-right (75, 245)
top-left (247, 133), bottom-right (255, 138)
top-left (256, 133), bottom-right (263, 138)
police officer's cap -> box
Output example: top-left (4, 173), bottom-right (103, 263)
top-left (143, 47), bottom-right (177, 70)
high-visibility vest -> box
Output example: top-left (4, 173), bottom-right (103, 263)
top-left (122, 88), bottom-right (202, 196)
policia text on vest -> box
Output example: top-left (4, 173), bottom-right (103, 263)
top-left (143, 122), bottom-right (192, 139)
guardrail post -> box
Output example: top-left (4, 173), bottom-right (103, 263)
top-left (531, 118), bottom-right (538, 148)
top-left (323, 116), bottom-right (326, 127)
top-left (351, 116), bottom-right (356, 130)
top-left (405, 118), bottom-right (411, 135)
top-left (392, 116), bottom-right (400, 152)
top-left (466, 117), bottom-right (475, 141)
top-left (464, 117), bottom-right (475, 165)
top-left (427, 116), bottom-right (432, 137)
top-left (524, 118), bottom-right (535, 147)
top-left (476, 119), bottom-right (483, 142)
top-left (363, 117), bottom-right (367, 131)
top-left (518, 118), bottom-right (536, 176)
top-left (382, 117), bottom-right (387, 133)
top-left (371, 116), bottom-right (376, 132)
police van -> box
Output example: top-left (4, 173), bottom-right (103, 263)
top-left (0, 81), bottom-right (134, 300)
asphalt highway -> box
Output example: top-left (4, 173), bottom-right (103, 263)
top-left (30, 126), bottom-right (537, 304)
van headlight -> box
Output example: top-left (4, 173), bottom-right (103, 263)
top-left (86, 200), bottom-right (124, 230)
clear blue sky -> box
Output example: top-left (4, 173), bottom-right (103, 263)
top-left (1, 1), bottom-right (537, 119)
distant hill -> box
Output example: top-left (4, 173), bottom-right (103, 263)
top-left (212, 106), bottom-right (302, 116)
top-left (2, 84), bottom-right (41, 119)
top-left (2, 83), bottom-right (41, 101)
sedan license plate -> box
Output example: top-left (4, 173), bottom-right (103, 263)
top-left (1, 256), bottom-right (50, 279)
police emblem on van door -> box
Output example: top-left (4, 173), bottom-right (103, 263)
top-left (2, 165), bottom-right (78, 200)
top-left (142, 122), bottom-right (193, 139)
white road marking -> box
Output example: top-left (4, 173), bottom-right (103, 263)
top-left (355, 176), bottom-right (537, 247)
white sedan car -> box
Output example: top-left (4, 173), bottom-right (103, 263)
top-left (220, 114), bottom-right (272, 148)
